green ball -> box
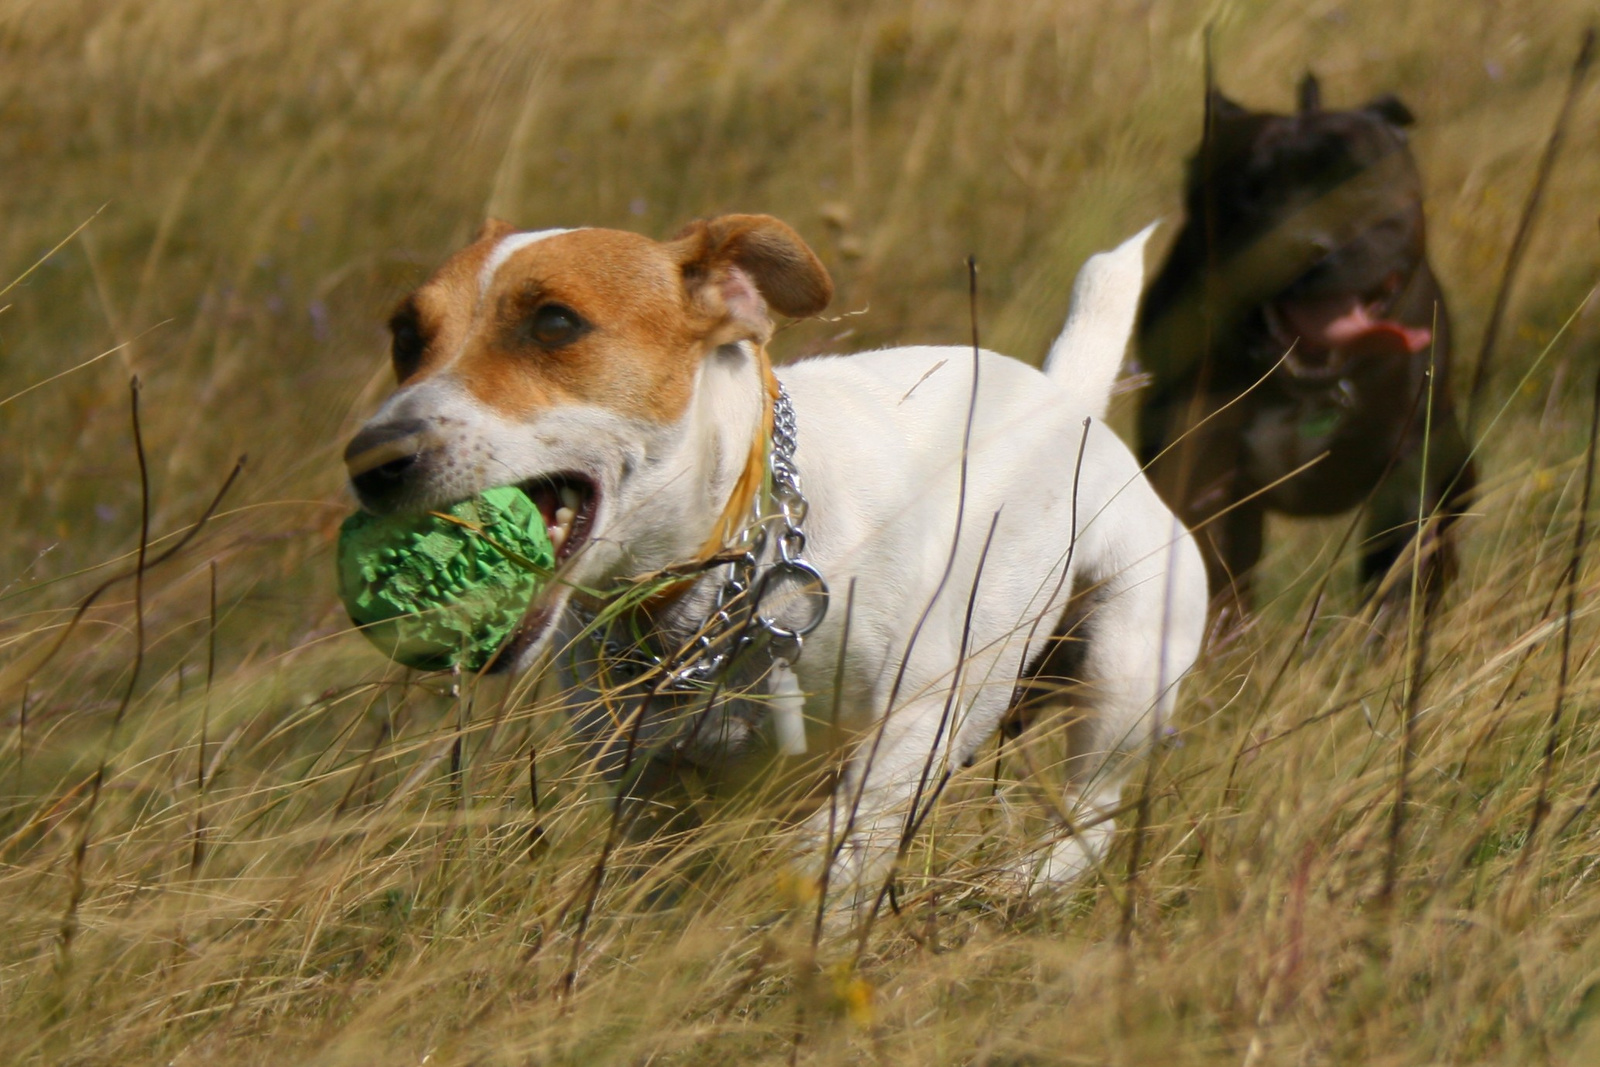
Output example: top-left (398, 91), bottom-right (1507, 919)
top-left (337, 486), bottom-right (555, 671)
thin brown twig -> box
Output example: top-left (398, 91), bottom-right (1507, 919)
top-left (1465, 28), bottom-right (1595, 431)
top-left (15, 683), bottom-right (27, 800)
top-left (1120, 506), bottom-right (1191, 949)
top-left (842, 255), bottom-right (985, 960)
top-left (1222, 367), bottom-right (1431, 800)
top-left (57, 377), bottom-right (151, 967)
top-left (903, 510), bottom-right (1003, 843)
top-left (1003, 416), bottom-right (1093, 733)
top-left (17, 455), bottom-right (245, 693)
top-left (190, 561), bottom-right (217, 878)
top-left (527, 747), bottom-right (546, 858)
top-left (828, 255), bottom-right (984, 891)
top-left (1382, 331), bottom-right (1442, 906)
top-left (1451, 290), bottom-right (1600, 777)
top-left (791, 578), bottom-right (857, 1067)
top-left (1523, 358), bottom-right (1600, 864)
top-left (857, 510), bottom-right (1004, 953)
top-left (1380, 599), bottom-right (1431, 906)
top-left (561, 677), bottom-right (674, 999)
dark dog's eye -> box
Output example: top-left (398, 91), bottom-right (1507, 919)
top-left (389, 303), bottom-right (427, 380)
top-left (522, 303), bottom-right (589, 349)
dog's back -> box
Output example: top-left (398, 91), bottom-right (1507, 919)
top-left (779, 225), bottom-right (1207, 884)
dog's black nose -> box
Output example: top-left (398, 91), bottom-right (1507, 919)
top-left (345, 418), bottom-right (433, 506)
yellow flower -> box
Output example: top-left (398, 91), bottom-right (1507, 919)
top-left (829, 962), bottom-right (874, 1026)
top-left (775, 869), bottom-right (820, 907)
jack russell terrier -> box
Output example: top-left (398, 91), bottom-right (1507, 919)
top-left (344, 214), bottom-right (1207, 889)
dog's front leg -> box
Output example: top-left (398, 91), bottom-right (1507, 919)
top-left (559, 660), bottom-right (708, 843)
top-left (1362, 423), bottom-right (1475, 615)
top-left (797, 689), bottom-right (977, 903)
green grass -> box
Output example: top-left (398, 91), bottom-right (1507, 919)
top-left (4, 1), bottom-right (1600, 1063)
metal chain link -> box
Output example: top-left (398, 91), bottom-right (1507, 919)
top-left (582, 382), bottom-right (828, 691)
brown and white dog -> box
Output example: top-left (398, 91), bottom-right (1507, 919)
top-left (344, 214), bottom-right (1206, 888)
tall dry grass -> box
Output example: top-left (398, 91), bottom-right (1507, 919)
top-left (2, 0), bottom-right (1600, 1063)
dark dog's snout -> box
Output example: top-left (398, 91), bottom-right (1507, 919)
top-left (345, 418), bottom-right (435, 508)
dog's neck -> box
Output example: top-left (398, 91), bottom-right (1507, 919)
top-left (583, 340), bottom-right (775, 609)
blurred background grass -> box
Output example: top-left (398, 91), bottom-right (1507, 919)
top-left (3, 1), bottom-right (1600, 1063)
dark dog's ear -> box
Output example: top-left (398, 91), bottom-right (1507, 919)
top-left (475, 218), bottom-right (517, 243)
top-left (671, 214), bottom-right (834, 345)
top-left (1298, 72), bottom-right (1321, 114)
top-left (1364, 93), bottom-right (1416, 127)
top-left (1207, 86), bottom-right (1249, 122)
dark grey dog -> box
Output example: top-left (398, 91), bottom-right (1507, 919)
top-left (1137, 75), bottom-right (1474, 615)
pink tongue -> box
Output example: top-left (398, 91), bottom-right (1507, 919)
top-left (1283, 297), bottom-right (1432, 354)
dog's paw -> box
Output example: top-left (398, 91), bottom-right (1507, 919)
top-left (989, 818), bottom-right (1116, 896)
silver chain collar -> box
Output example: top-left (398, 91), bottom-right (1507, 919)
top-left (581, 381), bottom-right (828, 692)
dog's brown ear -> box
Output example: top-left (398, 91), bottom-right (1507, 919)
top-left (1364, 93), bottom-right (1415, 127)
top-left (1298, 72), bottom-right (1321, 114)
top-left (475, 217), bottom-right (517, 243)
top-left (671, 214), bottom-right (834, 344)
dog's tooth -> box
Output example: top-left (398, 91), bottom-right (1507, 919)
top-left (559, 487), bottom-right (581, 511)
top-left (547, 505), bottom-right (576, 554)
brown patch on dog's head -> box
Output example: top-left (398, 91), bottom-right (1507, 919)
top-left (386, 215), bottom-right (833, 426)
top-left (385, 227), bottom-right (509, 385)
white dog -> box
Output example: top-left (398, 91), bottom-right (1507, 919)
top-left (344, 214), bottom-right (1207, 888)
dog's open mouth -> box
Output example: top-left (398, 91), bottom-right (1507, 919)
top-left (520, 472), bottom-right (599, 563)
top-left (1267, 282), bottom-right (1432, 380)
top-left (483, 473), bottom-right (599, 673)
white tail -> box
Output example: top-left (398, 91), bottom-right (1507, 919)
top-left (1042, 222), bottom-right (1158, 421)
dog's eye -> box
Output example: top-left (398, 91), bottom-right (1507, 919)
top-left (389, 305), bottom-right (427, 380)
top-left (523, 304), bottom-right (589, 349)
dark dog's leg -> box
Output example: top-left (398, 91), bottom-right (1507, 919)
top-left (1206, 497), bottom-right (1265, 621)
top-left (1143, 392), bottom-right (1259, 622)
top-left (1008, 593), bottom-right (1094, 739)
top-left (1362, 421), bottom-right (1475, 610)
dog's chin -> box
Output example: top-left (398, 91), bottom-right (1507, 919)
top-left (485, 585), bottom-right (574, 674)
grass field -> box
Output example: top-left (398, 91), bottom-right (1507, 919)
top-left (4, 1), bottom-right (1600, 1063)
